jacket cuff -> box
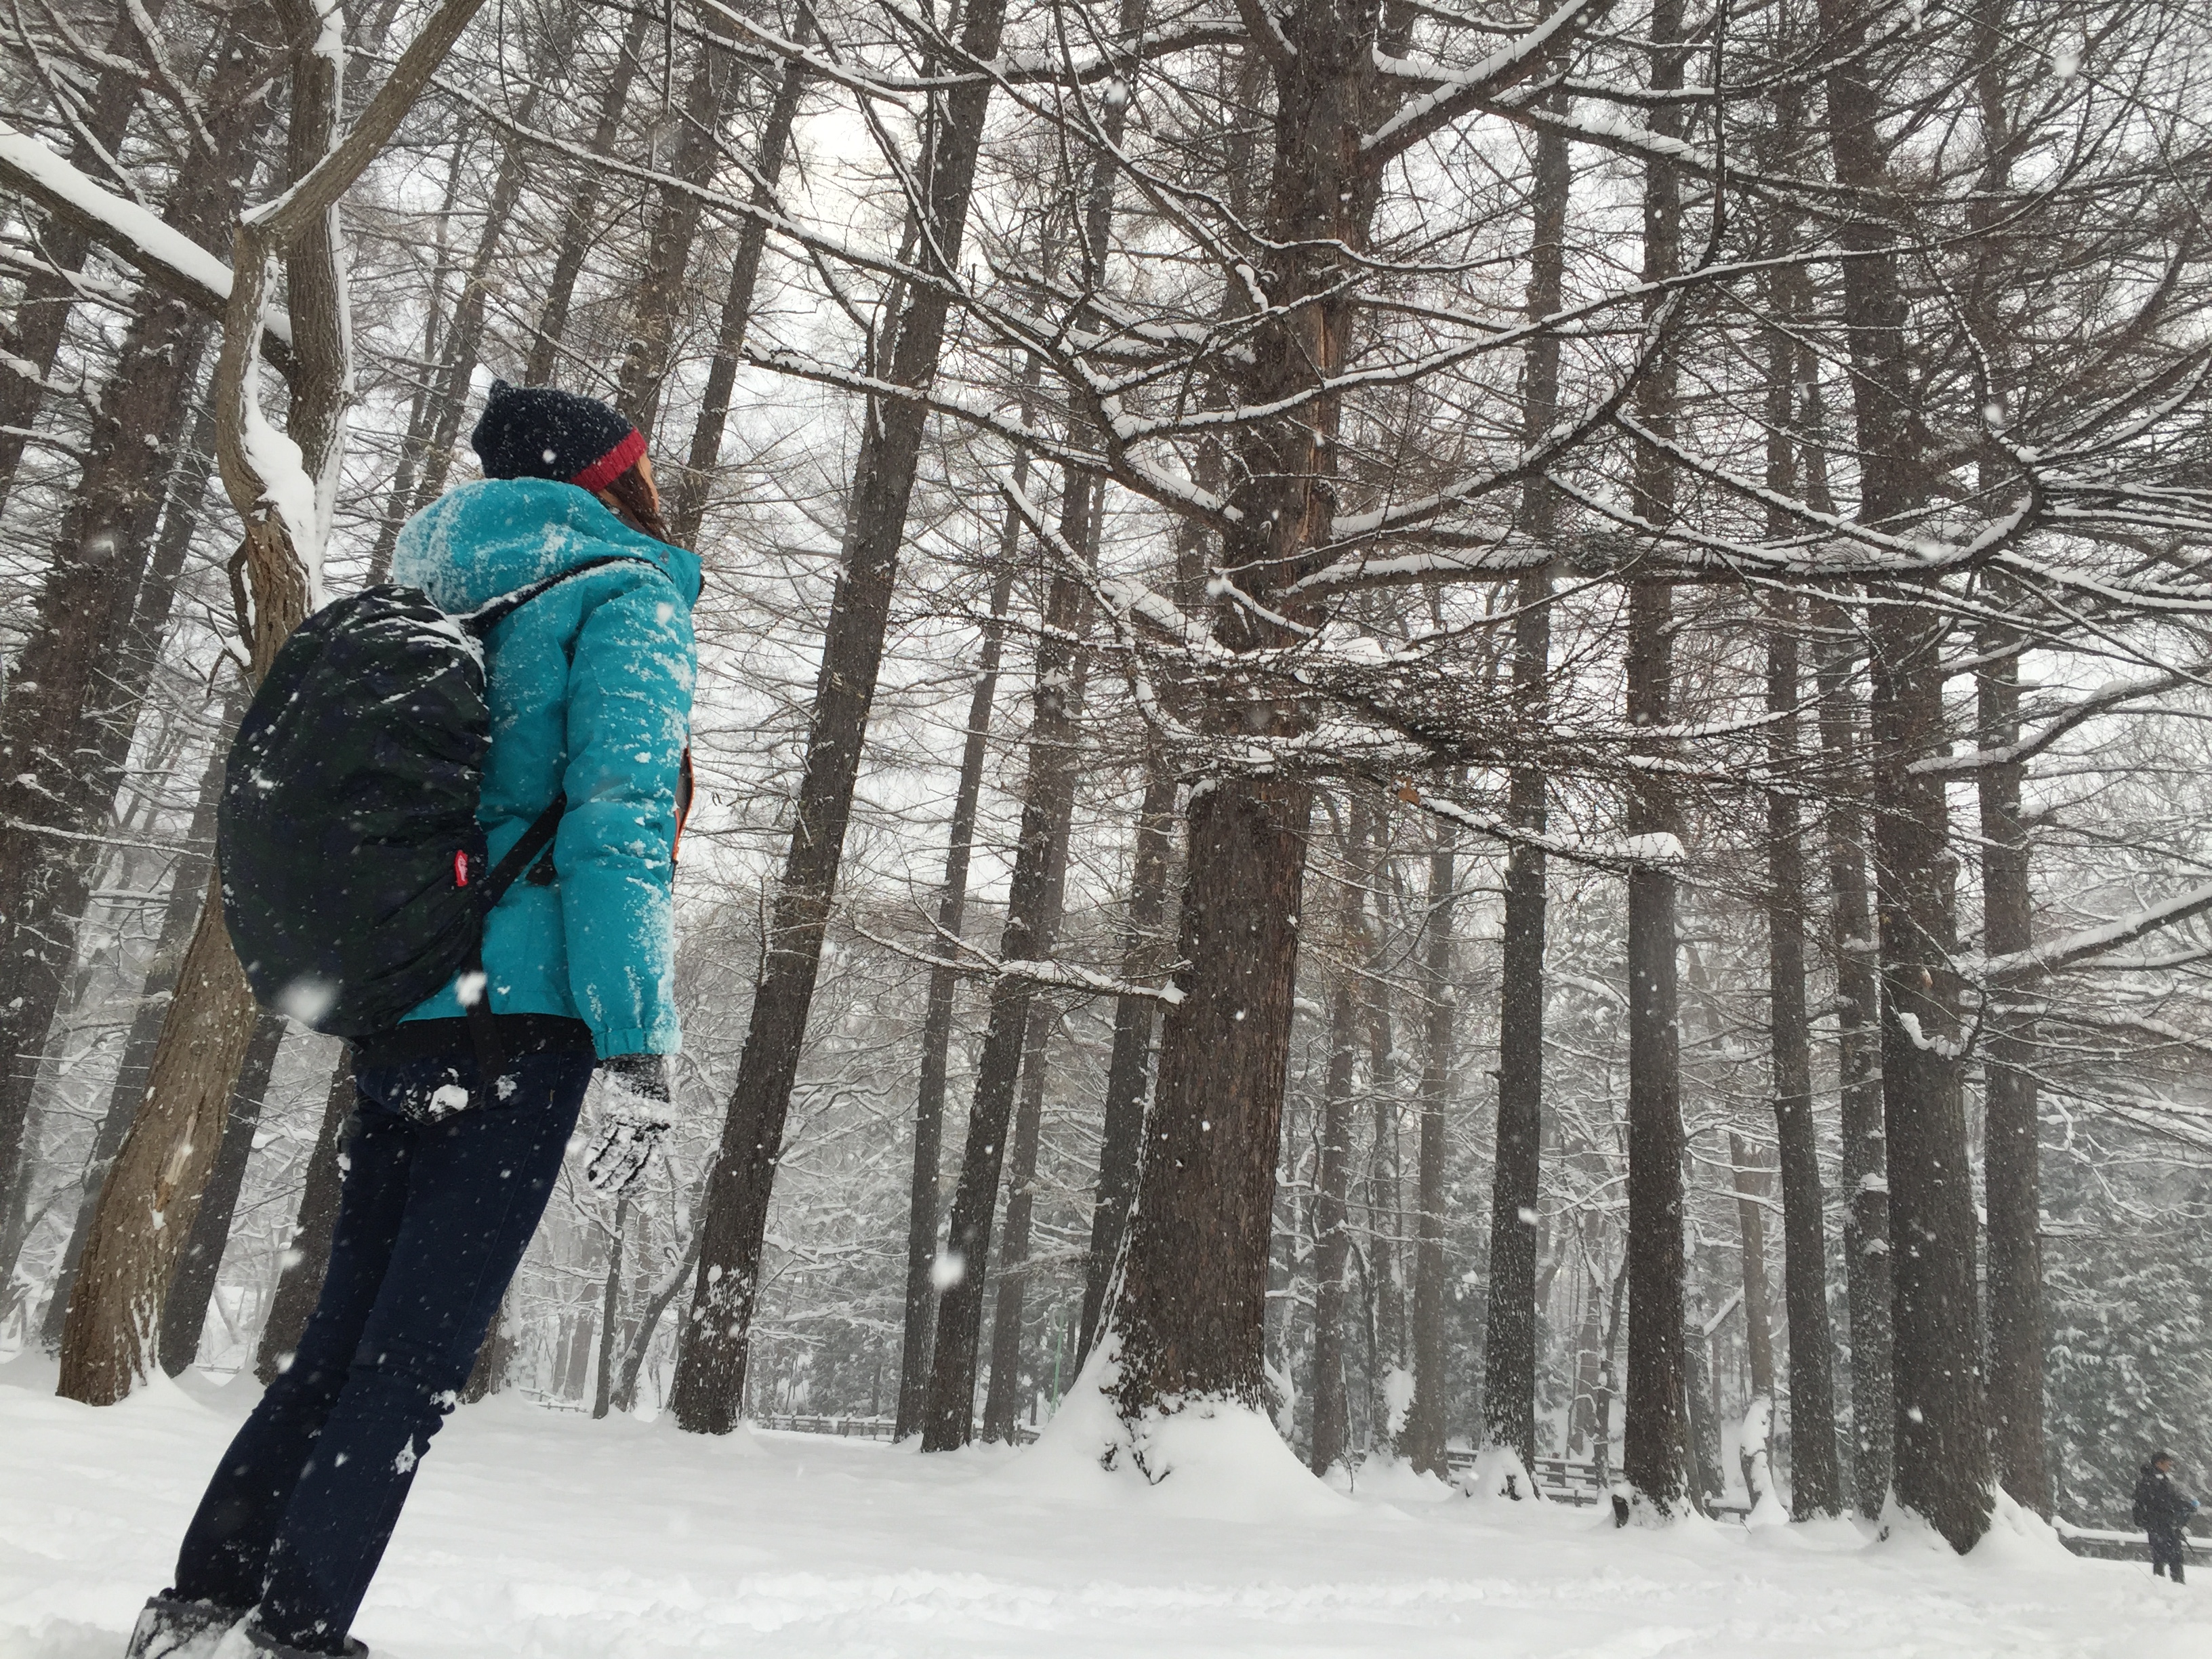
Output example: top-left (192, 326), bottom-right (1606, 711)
top-left (594, 1027), bottom-right (677, 1061)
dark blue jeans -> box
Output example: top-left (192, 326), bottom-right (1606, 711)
top-left (170, 1046), bottom-right (592, 1652)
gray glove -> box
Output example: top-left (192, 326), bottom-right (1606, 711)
top-left (586, 1052), bottom-right (670, 1195)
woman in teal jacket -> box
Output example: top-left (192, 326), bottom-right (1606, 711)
top-left (131, 385), bottom-right (697, 1659)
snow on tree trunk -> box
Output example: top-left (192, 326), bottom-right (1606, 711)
top-left (1740, 1395), bottom-right (1789, 1527)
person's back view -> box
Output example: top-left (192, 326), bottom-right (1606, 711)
top-left (127, 384), bottom-right (699, 1659)
top-left (2133, 1452), bottom-right (2200, 1584)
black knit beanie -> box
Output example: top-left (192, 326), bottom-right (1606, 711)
top-left (470, 380), bottom-right (645, 492)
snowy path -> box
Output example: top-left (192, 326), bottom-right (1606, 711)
top-left (2, 1357), bottom-right (2205, 1659)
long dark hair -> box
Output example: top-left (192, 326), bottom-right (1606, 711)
top-left (601, 459), bottom-right (674, 546)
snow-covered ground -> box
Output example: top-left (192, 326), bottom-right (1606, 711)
top-left (3, 1353), bottom-right (2205, 1659)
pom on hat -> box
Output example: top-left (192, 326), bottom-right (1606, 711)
top-left (470, 380), bottom-right (644, 491)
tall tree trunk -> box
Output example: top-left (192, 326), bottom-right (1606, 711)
top-left (368, 14), bottom-right (573, 573)
top-left (4, 391), bottom-right (223, 1298)
top-left (1812, 591), bottom-right (1893, 1515)
top-left (1765, 597), bottom-right (1844, 1516)
top-left (1482, 105), bottom-right (1568, 1470)
top-left (981, 1007), bottom-right (1056, 1440)
top-left (669, 0), bottom-right (1015, 1435)
top-left (1965, 0), bottom-right (2046, 1521)
top-left (614, 1225), bottom-right (702, 1414)
top-left (894, 398), bottom-right (1030, 1439)
top-left (1729, 1132), bottom-right (1776, 1401)
top-left (667, 6), bottom-right (815, 548)
top-left (1979, 619), bottom-right (2046, 1513)
top-left (59, 0), bottom-right (478, 1405)
top-left (1108, 0), bottom-right (1423, 1435)
top-left (1682, 1284), bottom-right (1725, 1502)
top-left (158, 1009), bottom-right (285, 1374)
top-left (1591, 1261), bottom-right (1627, 1485)
top-left (614, 26), bottom-right (742, 436)
top-left (592, 1196), bottom-right (630, 1419)
top-left (1397, 823), bottom-right (1455, 1474)
top-left (922, 486), bottom-right (1093, 1452)
top-left (361, 113), bottom-right (477, 578)
top-left (1620, 0), bottom-right (1689, 1521)
top-left (1364, 956), bottom-right (1404, 1441)
top-left (0, 1), bottom-right (178, 512)
top-left (1308, 947), bottom-right (1361, 1475)
top-left (1817, 0), bottom-right (1992, 1553)
top-left (525, 3), bottom-right (657, 385)
top-left (253, 1063), bottom-right (354, 1382)
top-left (33, 684), bottom-right (232, 1343)
top-left (1074, 746), bottom-right (1177, 1368)
top-left (0, 106), bottom-right (260, 1218)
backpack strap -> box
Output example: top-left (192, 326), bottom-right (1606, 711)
top-left (459, 793), bottom-right (570, 1089)
top-left (460, 554), bottom-right (655, 638)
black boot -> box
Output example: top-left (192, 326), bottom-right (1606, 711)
top-left (234, 1621), bottom-right (369, 1659)
top-left (123, 1595), bottom-right (245, 1659)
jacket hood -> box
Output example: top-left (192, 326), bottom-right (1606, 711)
top-left (391, 477), bottom-right (703, 612)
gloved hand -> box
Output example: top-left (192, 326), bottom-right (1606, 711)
top-left (585, 1052), bottom-right (671, 1195)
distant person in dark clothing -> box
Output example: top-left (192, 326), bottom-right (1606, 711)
top-left (2133, 1453), bottom-right (2200, 1583)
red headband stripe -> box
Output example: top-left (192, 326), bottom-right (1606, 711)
top-left (571, 426), bottom-right (647, 494)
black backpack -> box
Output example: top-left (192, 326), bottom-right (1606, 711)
top-left (218, 559), bottom-right (642, 1071)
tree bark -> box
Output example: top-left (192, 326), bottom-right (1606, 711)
top-left (1729, 1132), bottom-right (1776, 1401)
top-left (525, 3), bottom-right (657, 385)
top-left (922, 489), bottom-right (1093, 1452)
top-left (58, 0), bottom-right (492, 1408)
top-left (158, 1008), bottom-right (285, 1374)
top-left (1620, 0), bottom-right (1689, 1519)
top-left (1397, 823), bottom-right (1455, 1474)
top-left (613, 24), bottom-right (743, 436)
top-left (1682, 1286), bottom-right (1726, 1503)
top-left (0, 1), bottom-right (171, 514)
top-left (670, 0), bottom-right (1015, 1435)
top-left (0, 55), bottom-right (265, 1214)
top-left (667, 5), bottom-right (815, 548)
top-left (33, 690), bottom-right (230, 1343)
top-left (1107, 0), bottom-right (1398, 1435)
top-left (1483, 101), bottom-right (1568, 1470)
top-left (614, 1224), bottom-right (702, 1414)
top-left (1074, 747), bottom-right (1177, 1368)
top-left (1812, 591), bottom-right (1893, 1517)
top-left (1765, 599), bottom-right (1844, 1517)
top-left (1817, 0), bottom-right (1992, 1552)
top-left (1591, 1261), bottom-right (1627, 1485)
top-left (1980, 620), bottom-right (2047, 1513)
top-left (253, 1061), bottom-right (354, 1382)
top-left (894, 398), bottom-right (1029, 1439)
top-left (1966, 0), bottom-right (2047, 1520)
top-left (592, 1195), bottom-right (630, 1418)
top-left (6, 402), bottom-right (224, 1305)
top-left (1364, 949), bottom-right (1404, 1441)
top-left (980, 1006), bottom-right (1056, 1440)
top-left (1308, 949), bottom-right (1360, 1475)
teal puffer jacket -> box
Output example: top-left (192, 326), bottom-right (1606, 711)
top-left (390, 478), bottom-right (701, 1059)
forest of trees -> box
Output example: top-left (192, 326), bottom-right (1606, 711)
top-left (2, 0), bottom-right (2209, 1556)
